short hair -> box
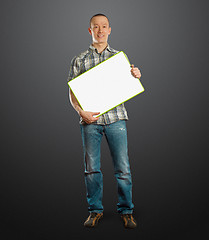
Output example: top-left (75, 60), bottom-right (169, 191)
top-left (89, 13), bottom-right (110, 27)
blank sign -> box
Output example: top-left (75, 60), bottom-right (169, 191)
top-left (68, 51), bottom-right (145, 117)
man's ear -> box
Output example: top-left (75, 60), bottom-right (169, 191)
top-left (88, 27), bottom-right (92, 35)
top-left (108, 27), bottom-right (111, 35)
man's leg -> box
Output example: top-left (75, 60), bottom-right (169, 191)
top-left (80, 123), bottom-right (104, 213)
top-left (104, 120), bottom-right (134, 214)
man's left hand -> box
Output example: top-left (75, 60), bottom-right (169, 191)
top-left (130, 64), bottom-right (142, 79)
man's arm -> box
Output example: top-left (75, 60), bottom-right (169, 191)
top-left (69, 89), bottom-right (100, 124)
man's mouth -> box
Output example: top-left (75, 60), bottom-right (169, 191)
top-left (97, 34), bottom-right (104, 38)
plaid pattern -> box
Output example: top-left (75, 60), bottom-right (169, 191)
top-left (67, 44), bottom-right (129, 125)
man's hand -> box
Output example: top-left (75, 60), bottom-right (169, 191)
top-left (79, 110), bottom-right (100, 124)
top-left (130, 64), bottom-right (142, 79)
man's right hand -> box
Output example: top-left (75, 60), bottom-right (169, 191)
top-left (79, 110), bottom-right (100, 124)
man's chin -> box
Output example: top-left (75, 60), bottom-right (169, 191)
top-left (95, 37), bottom-right (106, 42)
top-left (96, 40), bottom-right (107, 44)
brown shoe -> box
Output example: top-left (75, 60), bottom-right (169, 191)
top-left (84, 212), bottom-right (103, 228)
top-left (121, 214), bottom-right (137, 229)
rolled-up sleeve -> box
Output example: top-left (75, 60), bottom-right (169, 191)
top-left (67, 56), bottom-right (81, 82)
top-left (67, 56), bottom-right (81, 102)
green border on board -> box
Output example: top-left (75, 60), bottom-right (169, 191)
top-left (68, 51), bottom-right (145, 117)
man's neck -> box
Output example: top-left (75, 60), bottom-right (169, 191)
top-left (92, 42), bottom-right (108, 53)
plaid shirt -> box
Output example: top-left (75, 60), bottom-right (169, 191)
top-left (67, 44), bottom-right (129, 125)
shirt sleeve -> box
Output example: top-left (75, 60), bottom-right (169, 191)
top-left (67, 56), bottom-right (81, 103)
top-left (67, 56), bottom-right (81, 82)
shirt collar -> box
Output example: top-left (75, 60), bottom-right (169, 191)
top-left (89, 43), bottom-right (113, 53)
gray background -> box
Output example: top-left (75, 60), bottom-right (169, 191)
top-left (1, 0), bottom-right (209, 239)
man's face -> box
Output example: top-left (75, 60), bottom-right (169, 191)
top-left (88, 16), bottom-right (111, 44)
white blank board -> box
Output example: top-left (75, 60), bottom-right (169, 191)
top-left (68, 51), bottom-right (145, 117)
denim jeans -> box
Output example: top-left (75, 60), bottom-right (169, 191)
top-left (80, 120), bottom-right (134, 214)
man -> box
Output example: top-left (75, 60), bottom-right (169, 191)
top-left (67, 13), bottom-right (141, 229)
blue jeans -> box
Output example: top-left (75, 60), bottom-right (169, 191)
top-left (80, 120), bottom-right (134, 214)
